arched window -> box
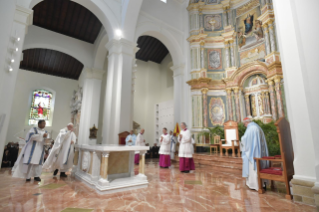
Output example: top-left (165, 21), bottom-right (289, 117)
top-left (29, 90), bottom-right (53, 125)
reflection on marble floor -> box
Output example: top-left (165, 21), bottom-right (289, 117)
top-left (0, 159), bottom-right (316, 212)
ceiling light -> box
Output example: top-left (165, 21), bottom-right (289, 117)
top-left (11, 59), bottom-right (14, 63)
top-left (15, 47), bottom-right (18, 52)
top-left (9, 67), bottom-right (13, 72)
top-left (115, 29), bottom-right (122, 39)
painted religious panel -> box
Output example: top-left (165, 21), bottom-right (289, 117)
top-left (239, 44), bottom-right (266, 66)
top-left (203, 14), bottom-right (223, 32)
top-left (236, 4), bottom-right (264, 52)
top-left (207, 49), bottom-right (222, 71)
top-left (208, 96), bottom-right (227, 127)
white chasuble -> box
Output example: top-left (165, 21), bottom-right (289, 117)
top-left (159, 134), bottom-right (171, 155)
top-left (43, 128), bottom-right (77, 172)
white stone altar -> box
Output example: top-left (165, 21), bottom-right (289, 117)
top-left (74, 144), bottom-right (149, 195)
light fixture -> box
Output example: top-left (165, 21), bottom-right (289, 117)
top-left (115, 29), bottom-right (122, 39)
top-left (9, 66), bottom-right (13, 72)
top-left (11, 59), bottom-right (15, 63)
top-left (17, 37), bottom-right (20, 42)
top-left (15, 47), bottom-right (18, 52)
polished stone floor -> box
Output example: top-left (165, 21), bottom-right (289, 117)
top-left (0, 160), bottom-right (316, 212)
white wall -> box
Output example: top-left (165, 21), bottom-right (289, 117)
top-left (134, 54), bottom-right (173, 145)
top-left (6, 70), bottom-right (78, 143)
top-left (24, 25), bottom-right (95, 67)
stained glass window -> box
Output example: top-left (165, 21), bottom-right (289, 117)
top-left (29, 90), bottom-right (53, 125)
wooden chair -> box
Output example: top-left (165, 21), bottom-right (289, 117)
top-left (210, 135), bottom-right (220, 154)
top-left (255, 117), bottom-right (294, 200)
top-left (118, 131), bottom-right (130, 145)
top-left (220, 121), bottom-right (240, 157)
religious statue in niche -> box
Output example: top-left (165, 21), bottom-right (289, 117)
top-left (209, 97), bottom-right (225, 126)
top-left (244, 14), bottom-right (254, 35)
top-left (207, 49), bottom-right (222, 70)
top-left (89, 124), bottom-right (98, 139)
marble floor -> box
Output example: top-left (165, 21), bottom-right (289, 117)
top-left (0, 160), bottom-right (316, 212)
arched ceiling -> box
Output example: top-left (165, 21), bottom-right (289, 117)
top-left (136, 36), bottom-right (169, 64)
top-left (20, 48), bottom-right (84, 80)
top-left (32, 0), bottom-right (103, 44)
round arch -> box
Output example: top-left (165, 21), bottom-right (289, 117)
top-left (134, 22), bottom-right (184, 66)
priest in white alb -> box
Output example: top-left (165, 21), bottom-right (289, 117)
top-left (43, 123), bottom-right (76, 177)
top-left (135, 129), bottom-right (145, 165)
top-left (125, 130), bottom-right (136, 146)
top-left (159, 128), bottom-right (171, 168)
top-left (12, 120), bottom-right (48, 181)
top-left (178, 122), bottom-right (195, 173)
top-left (241, 117), bottom-right (269, 191)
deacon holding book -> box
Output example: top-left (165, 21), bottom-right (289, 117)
top-left (43, 123), bottom-right (76, 177)
top-left (241, 117), bottom-right (269, 191)
top-left (159, 128), bottom-right (171, 168)
top-left (12, 120), bottom-right (48, 181)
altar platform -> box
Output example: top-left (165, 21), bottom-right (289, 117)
top-left (193, 153), bottom-right (243, 176)
top-left (73, 144), bottom-right (150, 195)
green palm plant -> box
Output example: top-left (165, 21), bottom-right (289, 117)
top-left (197, 126), bottom-right (225, 144)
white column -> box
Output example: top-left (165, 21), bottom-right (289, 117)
top-left (268, 21), bottom-right (276, 52)
top-left (229, 40), bottom-right (235, 67)
top-left (273, 0), bottom-right (318, 184)
top-left (170, 64), bottom-right (185, 125)
top-left (263, 24), bottom-right (271, 55)
top-left (0, 5), bottom-right (32, 163)
top-left (224, 41), bottom-right (230, 68)
top-left (78, 68), bottom-right (105, 145)
top-left (102, 39), bottom-right (137, 144)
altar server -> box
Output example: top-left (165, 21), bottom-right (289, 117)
top-left (241, 117), bottom-right (269, 191)
top-left (125, 130), bottom-right (136, 146)
top-left (135, 129), bottom-right (145, 164)
top-left (178, 122), bottom-right (195, 173)
top-left (169, 131), bottom-right (176, 160)
top-left (159, 128), bottom-right (171, 168)
top-left (43, 123), bottom-right (76, 177)
top-left (12, 120), bottom-right (48, 181)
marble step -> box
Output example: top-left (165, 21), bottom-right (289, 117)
top-left (195, 159), bottom-right (242, 169)
top-left (193, 154), bottom-right (242, 164)
top-left (196, 162), bottom-right (242, 175)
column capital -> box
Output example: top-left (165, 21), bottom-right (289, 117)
top-left (82, 67), bottom-right (105, 80)
top-left (15, 5), bottom-right (33, 34)
top-left (274, 76), bottom-right (283, 83)
top-left (226, 88), bottom-right (232, 94)
top-left (102, 152), bottom-right (109, 157)
top-left (201, 88), bottom-right (209, 94)
top-left (170, 63), bottom-right (185, 77)
top-left (266, 79), bottom-right (274, 85)
top-left (233, 87), bottom-right (241, 93)
top-left (105, 38), bottom-right (137, 57)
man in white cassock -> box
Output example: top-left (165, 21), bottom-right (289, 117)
top-left (135, 129), bottom-right (145, 165)
top-left (178, 122), bottom-right (195, 173)
top-left (169, 131), bottom-right (176, 160)
top-left (241, 117), bottom-right (269, 191)
top-left (43, 123), bottom-right (76, 177)
top-left (125, 130), bottom-right (136, 146)
top-left (159, 128), bottom-right (171, 168)
top-left (12, 120), bottom-right (48, 181)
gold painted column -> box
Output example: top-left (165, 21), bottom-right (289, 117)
top-left (202, 88), bottom-right (209, 127)
top-left (98, 152), bottom-right (110, 186)
top-left (74, 148), bottom-right (79, 166)
top-left (268, 80), bottom-right (277, 120)
top-left (139, 152), bottom-right (145, 175)
top-left (234, 88), bottom-right (241, 122)
top-left (224, 41), bottom-right (230, 68)
top-left (244, 94), bottom-right (251, 117)
top-left (226, 88), bottom-right (233, 120)
top-left (274, 76), bottom-right (284, 118)
top-left (265, 91), bottom-right (271, 115)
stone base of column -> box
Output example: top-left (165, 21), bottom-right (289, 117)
top-left (265, 51), bottom-right (280, 64)
top-left (98, 178), bottom-right (110, 186)
top-left (71, 165), bottom-right (77, 177)
top-left (291, 179), bottom-right (316, 206)
top-left (225, 67), bottom-right (237, 78)
top-left (312, 184), bottom-right (319, 210)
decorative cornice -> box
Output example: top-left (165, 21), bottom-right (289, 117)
top-left (14, 5), bottom-right (33, 34)
top-left (187, 77), bottom-right (225, 90)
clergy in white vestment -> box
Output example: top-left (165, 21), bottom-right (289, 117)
top-left (169, 131), bottom-right (176, 160)
top-left (125, 130), bottom-right (137, 146)
top-left (178, 122), bottom-right (195, 173)
top-left (12, 120), bottom-right (48, 181)
top-left (43, 123), bottom-right (76, 177)
top-left (159, 128), bottom-right (171, 168)
top-left (135, 129), bottom-right (145, 165)
top-left (241, 117), bottom-right (269, 191)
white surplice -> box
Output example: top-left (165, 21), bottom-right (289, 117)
top-left (159, 134), bottom-right (171, 155)
top-left (170, 135), bottom-right (176, 159)
top-left (12, 127), bottom-right (47, 179)
top-left (135, 133), bottom-right (145, 154)
top-left (43, 128), bottom-right (77, 172)
top-left (178, 129), bottom-right (193, 158)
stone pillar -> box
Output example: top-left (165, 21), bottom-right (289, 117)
top-left (234, 88), bottom-right (241, 122)
top-left (98, 152), bottom-right (109, 186)
top-left (267, 80), bottom-right (277, 120)
top-left (265, 91), bottom-right (271, 115)
top-left (224, 41), bottom-right (230, 68)
top-left (199, 9), bottom-right (203, 30)
top-left (171, 64), bottom-right (185, 125)
top-left (227, 8), bottom-right (232, 26)
top-left (244, 94), bottom-right (252, 117)
top-left (71, 147), bottom-right (79, 177)
top-left (223, 6), bottom-right (229, 26)
top-left (274, 76), bottom-right (284, 118)
top-left (0, 5), bottom-right (32, 163)
top-left (139, 152), bottom-right (146, 175)
top-left (226, 88), bottom-right (233, 120)
top-left (262, 23), bottom-right (271, 55)
top-left (102, 39), bottom-right (137, 144)
top-left (78, 68), bottom-right (105, 145)
top-left (200, 41), bottom-right (205, 70)
top-left (201, 88), bottom-right (208, 127)
top-left (229, 40), bottom-right (235, 67)
top-left (268, 20), bottom-right (276, 52)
